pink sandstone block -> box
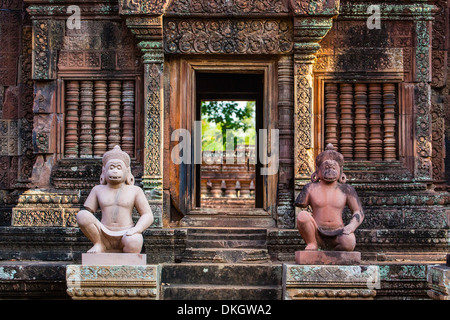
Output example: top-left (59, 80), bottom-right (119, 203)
top-left (295, 250), bottom-right (361, 265)
top-left (82, 253), bottom-right (147, 266)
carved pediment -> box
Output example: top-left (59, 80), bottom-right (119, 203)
top-left (118, 0), bottom-right (339, 16)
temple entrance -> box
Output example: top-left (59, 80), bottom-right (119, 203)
top-left (195, 73), bottom-right (264, 209)
top-left (166, 57), bottom-right (278, 227)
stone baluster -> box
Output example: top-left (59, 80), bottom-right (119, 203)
top-left (64, 80), bottom-right (80, 158)
top-left (93, 80), bottom-right (108, 157)
top-left (324, 83), bottom-right (339, 149)
top-left (383, 83), bottom-right (397, 160)
top-left (354, 83), bottom-right (368, 160)
top-left (108, 80), bottom-right (122, 150)
top-left (122, 80), bottom-right (135, 157)
top-left (368, 83), bottom-right (383, 161)
top-left (211, 180), bottom-right (222, 198)
top-left (79, 80), bottom-right (93, 158)
top-left (339, 83), bottom-right (353, 160)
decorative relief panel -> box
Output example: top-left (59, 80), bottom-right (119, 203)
top-left (164, 19), bottom-right (293, 54)
top-left (32, 20), bottom-right (64, 80)
top-left (58, 21), bottom-right (141, 72)
top-left (314, 20), bottom-right (412, 75)
top-left (0, 9), bottom-right (21, 85)
top-left (119, 0), bottom-right (167, 15)
top-left (165, 0), bottom-right (289, 15)
top-left (0, 120), bottom-right (19, 156)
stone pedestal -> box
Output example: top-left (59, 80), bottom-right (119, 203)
top-left (66, 263), bottom-right (160, 300)
top-left (295, 250), bottom-right (361, 265)
top-left (283, 264), bottom-right (379, 300)
top-left (427, 264), bottom-right (450, 300)
top-left (81, 253), bottom-right (147, 266)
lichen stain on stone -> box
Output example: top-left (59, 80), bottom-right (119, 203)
top-left (0, 267), bottom-right (17, 280)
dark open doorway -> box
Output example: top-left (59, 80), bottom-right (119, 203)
top-left (195, 72), bottom-right (264, 209)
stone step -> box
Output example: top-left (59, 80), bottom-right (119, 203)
top-left (161, 263), bottom-right (282, 286)
top-left (186, 239), bottom-right (267, 249)
top-left (160, 284), bottom-right (281, 300)
top-left (187, 227), bottom-right (268, 235)
top-left (187, 228), bottom-right (267, 242)
top-left (179, 248), bottom-right (270, 263)
top-left (180, 215), bottom-right (276, 228)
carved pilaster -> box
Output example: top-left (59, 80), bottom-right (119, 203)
top-left (122, 12), bottom-right (165, 227)
top-left (31, 19), bottom-right (63, 80)
top-left (413, 14), bottom-right (433, 181)
top-left (292, 13), bottom-right (336, 185)
top-left (277, 55), bottom-right (295, 228)
top-left (293, 57), bottom-right (315, 182)
top-left (278, 55), bottom-right (294, 188)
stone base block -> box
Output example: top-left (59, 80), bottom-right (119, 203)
top-left (427, 264), bottom-right (450, 300)
top-left (295, 250), bottom-right (361, 265)
top-left (82, 253), bottom-right (147, 266)
top-left (283, 264), bottom-right (379, 300)
top-left (66, 264), bottom-right (160, 300)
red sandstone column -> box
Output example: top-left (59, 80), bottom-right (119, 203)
top-left (121, 80), bottom-right (135, 157)
top-left (354, 83), bottom-right (368, 160)
top-left (339, 83), bottom-right (353, 160)
top-left (93, 80), bottom-right (108, 157)
top-left (64, 80), bottom-right (80, 158)
top-left (79, 80), bottom-right (93, 158)
top-left (383, 83), bottom-right (397, 160)
top-left (324, 83), bottom-right (339, 149)
top-left (368, 83), bottom-right (383, 161)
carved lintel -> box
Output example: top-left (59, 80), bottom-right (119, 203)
top-left (289, 0), bottom-right (340, 16)
top-left (119, 0), bottom-right (168, 16)
top-left (164, 18), bottom-right (293, 55)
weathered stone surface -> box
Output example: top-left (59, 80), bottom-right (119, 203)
top-left (377, 263), bottom-right (429, 300)
top-left (295, 250), bottom-right (361, 265)
top-left (0, 261), bottom-right (69, 299)
top-left (160, 263), bottom-right (282, 300)
top-left (0, 226), bottom-right (186, 264)
top-left (283, 264), bottom-right (379, 300)
top-left (66, 264), bottom-right (160, 300)
top-left (427, 264), bottom-right (450, 300)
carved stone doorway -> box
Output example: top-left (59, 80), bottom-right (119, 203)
top-left (195, 72), bottom-right (263, 209)
top-left (165, 57), bottom-right (278, 227)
